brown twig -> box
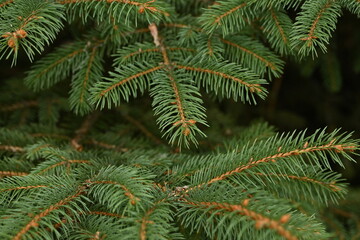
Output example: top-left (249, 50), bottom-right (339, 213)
top-left (148, 23), bottom-right (196, 136)
top-left (122, 113), bottom-right (163, 145)
top-left (71, 111), bottom-right (100, 151)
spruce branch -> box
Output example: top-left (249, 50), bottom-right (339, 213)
top-left (340, 0), bottom-right (360, 17)
top-left (117, 42), bottom-right (195, 64)
top-left (178, 186), bottom-right (332, 239)
top-left (137, 196), bottom-right (173, 240)
top-left (10, 183), bottom-right (87, 240)
top-left (59, 0), bottom-right (171, 24)
top-left (174, 61), bottom-right (267, 103)
top-left (0, 0), bottom-right (13, 8)
top-left (69, 43), bottom-right (104, 115)
top-left (0, 157), bottom-right (34, 176)
top-left (90, 64), bottom-right (163, 109)
top-left (59, 0), bottom-right (169, 16)
top-left (183, 200), bottom-right (297, 240)
top-left (221, 36), bottom-right (284, 78)
top-left (191, 135), bottom-right (357, 190)
top-left (251, 171), bottom-right (343, 192)
top-left (248, 0), bottom-right (304, 9)
top-left (291, 0), bottom-right (342, 58)
top-left (0, 0), bottom-right (65, 64)
top-left (0, 127), bottom-right (358, 239)
top-left (260, 7), bottom-right (293, 56)
top-left (199, 0), bottom-right (252, 35)
top-left (30, 147), bottom-right (91, 175)
top-left (148, 23), bottom-right (207, 147)
top-left (25, 41), bottom-right (87, 91)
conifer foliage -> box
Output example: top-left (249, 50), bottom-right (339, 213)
top-left (1, 0), bottom-right (360, 239)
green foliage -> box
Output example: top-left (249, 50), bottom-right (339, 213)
top-left (2, 0), bottom-right (359, 146)
top-left (290, 0), bottom-right (342, 58)
top-left (179, 58), bottom-right (268, 102)
top-left (150, 69), bottom-right (207, 147)
top-left (199, 0), bottom-right (255, 35)
top-left (0, 117), bottom-right (359, 239)
top-left (1, 0), bottom-right (360, 239)
top-left (0, 0), bottom-right (64, 64)
top-left (260, 8), bottom-right (293, 56)
top-left (340, 0), bottom-right (360, 17)
top-left (24, 40), bottom-right (88, 90)
top-left (222, 35), bottom-right (284, 78)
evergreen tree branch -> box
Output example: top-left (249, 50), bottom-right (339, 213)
top-left (88, 180), bottom-right (140, 205)
top-left (37, 159), bottom-right (91, 175)
top-left (260, 7), bottom-right (293, 55)
top-left (215, 3), bottom-right (247, 24)
top-left (0, 0), bottom-right (13, 8)
top-left (248, 0), bottom-right (304, 9)
top-left (90, 64), bottom-right (164, 109)
top-left (1, 1), bottom-right (360, 238)
top-left (175, 64), bottom-right (263, 94)
top-left (252, 172), bottom-right (342, 192)
top-left (25, 41), bottom-right (87, 91)
top-left (119, 44), bottom-right (195, 64)
top-left (306, 3), bottom-right (334, 40)
top-left (221, 36), bottom-right (284, 78)
top-left (102, 67), bottom-right (163, 96)
top-left (139, 199), bottom-right (165, 240)
top-left (58, 0), bottom-right (169, 16)
top-left (2, 185), bottom-right (48, 192)
top-left (10, 183), bottom-right (87, 240)
top-left (58, 0), bottom-right (171, 25)
top-left (132, 195), bottom-right (178, 240)
top-left (0, 175), bottom-right (74, 204)
top-left (0, 0), bottom-right (65, 63)
top-left (159, 51), bottom-right (189, 135)
top-left (270, 9), bottom-right (288, 44)
top-left (190, 132), bottom-right (357, 190)
top-left (174, 61), bottom-right (267, 103)
top-left (340, 0), bottom-right (360, 17)
top-left (30, 147), bottom-right (91, 174)
top-left (69, 42), bottom-right (104, 115)
top-left (183, 200), bottom-right (296, 240)
top-left (0, 171), bottom-right (28, 177)
top-left (291, 0), bottom-right (342, 58)
top-left (149, 23), bottom-right (207, 147)
top-left (26, 142), bottom-right (55, 161)
top-left (86, 166), bottom-right (153, 211)
top-left (0, 157), bottom-right (34, 175)
top-left (199, 0), bottom-right (252, 35)
top-left (178, 186), bottom-right (330, 239)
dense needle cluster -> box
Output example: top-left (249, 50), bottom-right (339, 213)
top-left (1, 0), bottom-right (360, 239)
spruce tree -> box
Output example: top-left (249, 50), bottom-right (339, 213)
top-left (1, 0), bottom-right (360, 239)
